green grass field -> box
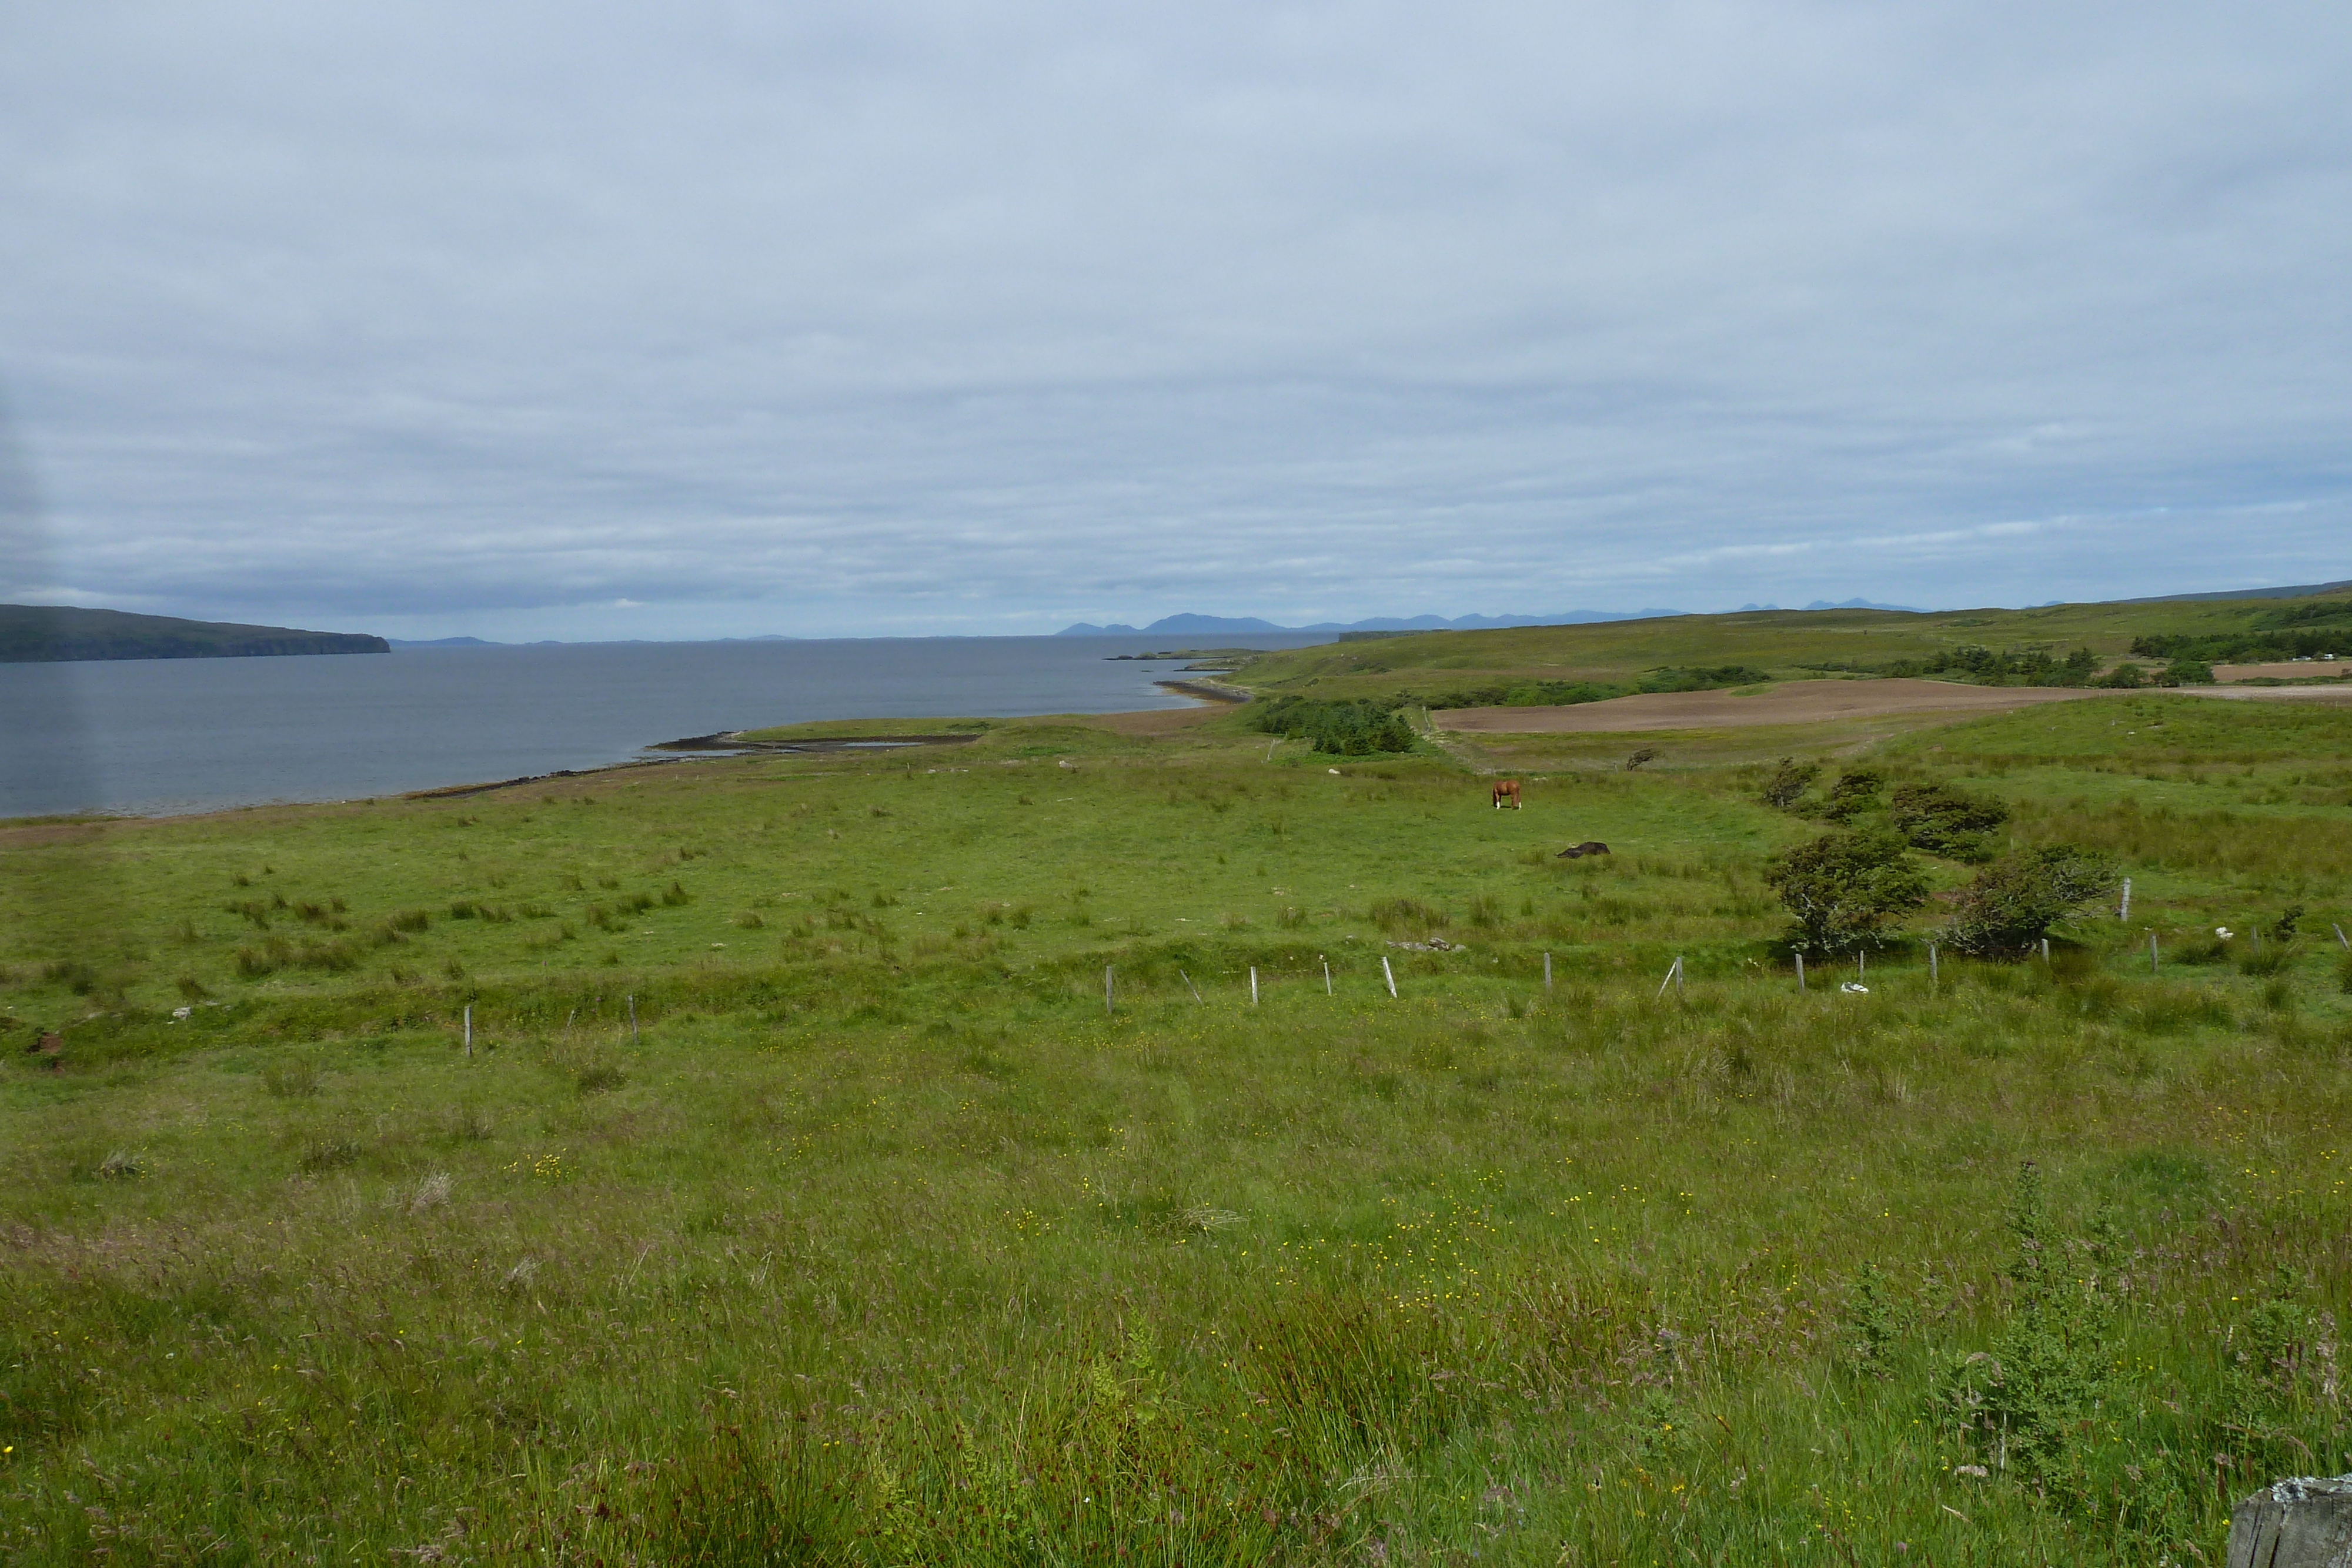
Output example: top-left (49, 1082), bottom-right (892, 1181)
top-left (5, 694), bottom-right (2352, 1563)
top-left (1237, 587), bottom-right (2352, 701)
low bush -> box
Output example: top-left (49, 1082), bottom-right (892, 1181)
top-left (1889, 780), bottom-right (2008, 859)
top-left (1941, 846), bottom-right (2117, 958)
top-left (1764, 825), bottom-right (1928, 954)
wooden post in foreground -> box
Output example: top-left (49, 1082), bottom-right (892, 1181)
top-left (463, 1005), bottom-right (472, 1058)
top-left (1795, 952), bottom-right (1806, 991)
top-left (1180, 969), bottom-right (1202, 1004)
top-left (2150, 932), bottom-right (2159, 974)
top-left (1250, 967), bottom-right (1258, 1007)
top-left (2229, 1475), bottom-right (2352, 1567)
top-left (1543, 951), bottom-right (1552, 989)
top-left (1381, 956), bottom-right (1397, 998)
top-left (1322, 957), bottom-right (1331, 995)
top-left (1105, 965), bottom-right (1114, 1016)
top-left (627, 995), bottom-right (638, 1044)
top-left (1929, 942), bottom-right (1938, 986)
top-left (2337, 923), bottom-right (2350, 952)
top-left (2120, 877), bottom-right (2132, 921)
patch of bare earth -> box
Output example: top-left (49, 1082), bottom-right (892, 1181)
top-left (2213, 661), bottom-right (2352, 682)
top-left (1435, 678), bottom-right (2116, 734)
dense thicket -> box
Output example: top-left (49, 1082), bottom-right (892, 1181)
top-left (1244, 695), bottom-right (1416, 754)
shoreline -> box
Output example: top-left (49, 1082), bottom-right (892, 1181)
top-left (2, 696), bottom-right (1235, 825)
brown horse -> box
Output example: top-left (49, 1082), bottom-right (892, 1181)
top-left (1491, 778), bottom-right (1522, 810)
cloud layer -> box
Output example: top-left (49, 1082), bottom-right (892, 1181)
top-left (4, 1), bottom-right (2348, 638)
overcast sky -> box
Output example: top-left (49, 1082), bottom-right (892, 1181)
top-left (3, 1), bottom-right (2347, 640)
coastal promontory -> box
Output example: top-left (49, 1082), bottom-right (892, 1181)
top-left (0, 604), bottom-right (390, 662)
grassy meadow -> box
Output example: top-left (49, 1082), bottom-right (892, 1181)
top-left (5, 689), bottom-right (2352, 1564)
top-left (1240, 588), bottom-right (2352, 701)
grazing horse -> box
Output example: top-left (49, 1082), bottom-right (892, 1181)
top-left (1491, 779), bottom-right (1522, 810)
top-left (1557, 841), bottom-right (1611, 859)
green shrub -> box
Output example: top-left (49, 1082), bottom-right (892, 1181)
top-left (1935, 1164), bottom-right (2119, 1497)
top-left (1888, 780), bottom-right (2007, 858)
top-left (1819, 768), bottom-right (1885, 821)
top-left (1244, 695), bottom-right (1414, 755)
top-left (1759, 757), bottom-right (1818, 810)
top-left (1940, 846), bottom-right (2117, 958)
top-left (1763, 825), bottom-right (1928, 954)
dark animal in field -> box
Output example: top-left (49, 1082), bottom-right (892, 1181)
top-left (29, 1031), bottom-right (62, 1056)
top-left (1491, 779), bottom-right (1522, 810)
top-left (1557, 841), bottom-right (1611, 859)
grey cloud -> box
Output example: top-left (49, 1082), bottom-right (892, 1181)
top-left (2, 1), bottom-right (2348, 639)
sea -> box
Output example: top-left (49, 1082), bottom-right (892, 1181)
top-left (0, 634), bottom-right (1337, 820)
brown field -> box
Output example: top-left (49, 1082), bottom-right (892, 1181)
top-left (2214, 660), bottom-right (2352, 681)
top-left (1433, 677), bottom-right (2115, 734)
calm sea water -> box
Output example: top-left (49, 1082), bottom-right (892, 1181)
top-left (0, 634), bottom-right (1333, 818)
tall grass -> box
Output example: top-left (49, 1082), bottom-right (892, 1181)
top-left (2, 701), bottom-right (2349, 1560)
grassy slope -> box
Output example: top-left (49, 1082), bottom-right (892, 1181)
top-left (4, 700), bottom-right (2351, 1562)
top-left (1232, 588), bottom-right (2352, 700)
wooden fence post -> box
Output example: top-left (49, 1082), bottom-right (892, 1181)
top-left (2228, 1475), bottom-right (2352, 1567)
top-left (1250, 967), bottom-right (1258, 1007)
top-left (1543, 951), bottom-right (1552, 989)
top-left (1180, 969), bottom-right (1202, 1004)
top-left (1382, 957), bottom-right (1397, 998)
top-left (1322, 957), bottom-right (1331, 995)
top-left (463, 1004), bottom-right (472, 1058)
top-left (2120, 878), bottom-right (2131, 921)
top-left (627, 995), bottom-right (638, 1045)
top-left (1796, 952), bottom-right (1806, 991)
top-left (1105, 965), bottom-right (1114, 1016)
top-left (2150, 932), bottom-right (2159, 974)
top-left (1929, 942), bottom-right (1938, 985)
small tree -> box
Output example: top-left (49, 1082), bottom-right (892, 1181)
top-left (2096, 663), bottom-right (2146, 689)
top-left (2159, 658), bottom-right (2214, 686)
top-left (1819, 768), bottom-right (1885, 821)
top-left (1760, 757), bottom-right (1818, 810)
top-left (1942, 846), bottom-right (2118, 957)
top-left (1889, 781), bottom-right (2008, 860)
top-left (1765, 825), bottom-right (1929, 955)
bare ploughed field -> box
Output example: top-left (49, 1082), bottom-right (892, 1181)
top-left (1434, 678), bottom-right (2115, 734)
top-left (2214, 660), bottom-right (2352, 682)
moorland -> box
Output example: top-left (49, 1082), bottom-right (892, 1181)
top-left (5, 595), bottom-right (2352, 1564)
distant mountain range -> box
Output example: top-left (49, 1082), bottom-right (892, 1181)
top-left (1735, 598), bottom-right (1927, 613)
top-left (1055, 609), bottom-right (1692, 637)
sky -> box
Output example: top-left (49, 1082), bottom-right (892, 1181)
top-left (2, 1), bottom-right (2348, 641)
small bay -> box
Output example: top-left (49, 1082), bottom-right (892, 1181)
top-left (0, 633), bottom-right (1331, 818)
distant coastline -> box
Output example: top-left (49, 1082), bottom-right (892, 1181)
top-left (0, 604), bottom-right (387, 663)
